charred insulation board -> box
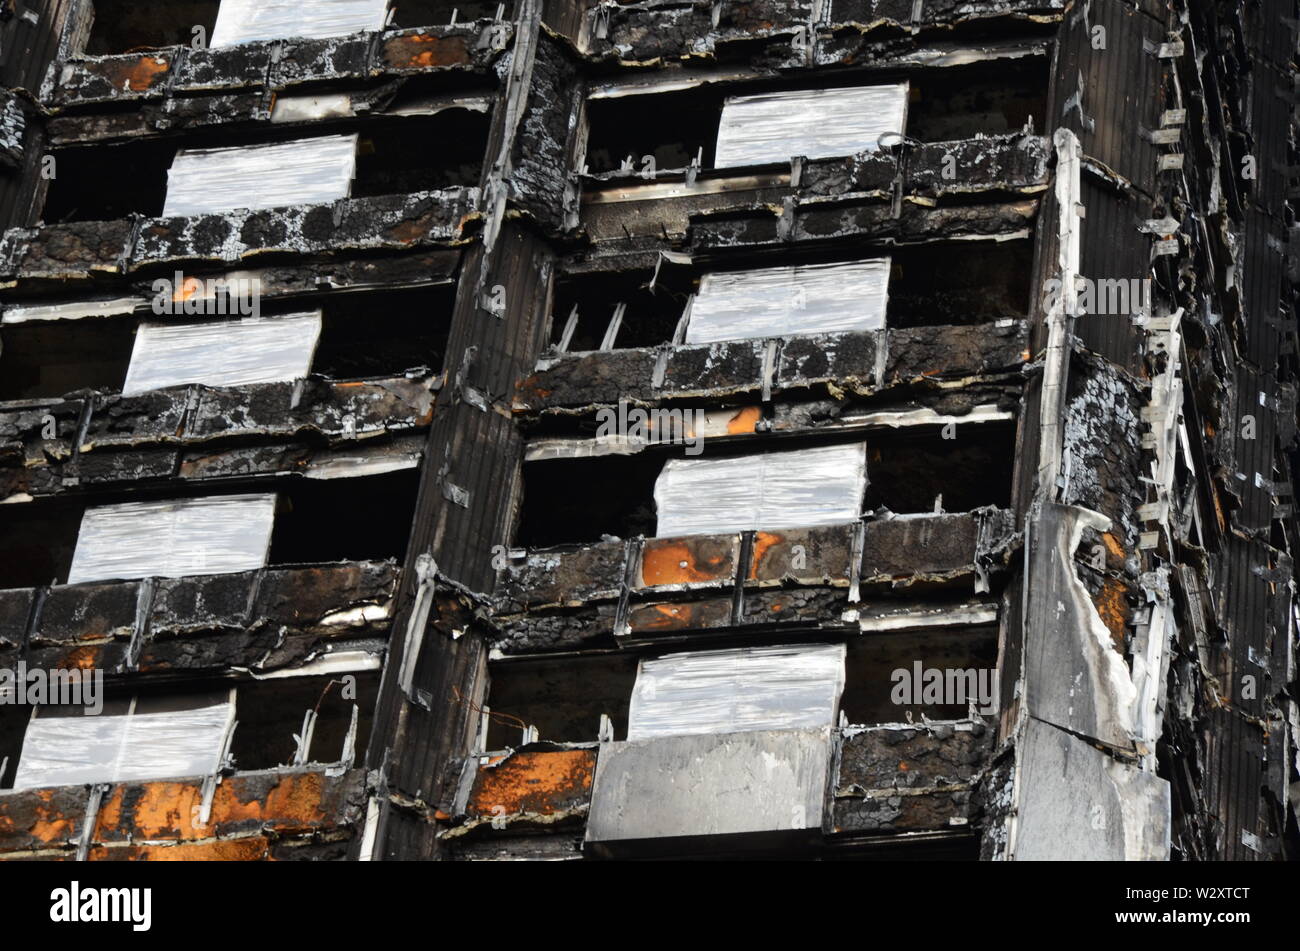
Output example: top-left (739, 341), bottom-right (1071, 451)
top-left (584, 727), bottom-right (832, 858)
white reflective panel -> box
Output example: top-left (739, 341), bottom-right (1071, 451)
top-left (654, 443), bottom-right (866, 537)
top-left (13, 701), bottom-right (232, 790)
top-left (211, 0), bottom-right (391, 47)
top-left (162, 134), bottom-right (358, 217)
top-left (121, 312), bottom-right (322, 396)
top-left (685, 258), bottom-right (890, 344)
top-left (713, 83), bottom-right (909, 168)
top-left (627, 643), bottom-right (846, 740)
top-left (67, 494), bottom-right (277, 584)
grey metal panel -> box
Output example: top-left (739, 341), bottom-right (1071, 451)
top-left (1242, 207), bottom-right (1285, 370)
top-left (1049, 0), bottom-right (1164, 198)
top-left (1012, 717), bottom-right (1169, 860)
top-left (1231, 365), bottom-right (1278, 533)
top-left (585, 727), bottom-right (831, 857)
top-left (1248, 58), bottom-right (1290, 220)
top-left (1204, 705), bottom-right (1267, 860)
top-left (1076, 174), bottom-right (1151, 373)
top-left (1022, 502), bottom-right (1136, 749)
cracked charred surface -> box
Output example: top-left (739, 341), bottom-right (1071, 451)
top-left (0, 561), bottom-right (397, 676)
top-left (0, 768), bottom-right (367, 860)
top-left (491, 511), bottom-right (1015, 654)
top-left (516, 322), bottom-right (1027, 413)
top-left (0, 190), bottom-right (478, 288)
top-left (0, 374), bottom-right (435, 500)
top-left (577, 137), bottom-right (1047, 247)
top-left (831, 722), bottom-right (991, 835)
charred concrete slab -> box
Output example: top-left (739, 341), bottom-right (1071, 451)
top-left (0, 375), bottom-right (435, 499)
top-left (33, 580), bottom-right (140, 645)
top-left (4, 561), bottom-right (396, 676)
top-left (45, 25), bottom-right (508, 111)
top-left (0, 191), bottom-right (477, 287)
top-left (515, 321), bottom-right (1027, 414)
top-left (0, 768), bottom-right (365, 860)
top-left (579, 136), bottom-right (1047, 246)
top-left (691, 197), bottom-right (1039, 251)
top-left (133, 188), bottom-right (480, 268)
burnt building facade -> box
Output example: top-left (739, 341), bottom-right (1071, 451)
top-left (0, 0), bottom-right (1294, 861)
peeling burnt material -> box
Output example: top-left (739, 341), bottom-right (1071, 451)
top-left (832, 722), bottom-right (991, 835)
top-left (0, 189), bottom-right (478, 286)
top-left (0, 768), bottom-right (366, 860)
top-left (0, 561), bottom-right (397, 677)
top-left (0, 91), bottom-right (23, 169)
top-left (445, 746), bottom-right (596, 837)
top-left (45, 25), bottom-right (508, 111)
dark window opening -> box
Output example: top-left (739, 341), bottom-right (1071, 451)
top-left (352, 110), bottom-right (489, 196)
top-left (0, 283), bottom-right (455, 401)
top-left (42, 112), bottom-right (490, 224)
top-left (0, 315), bottom-right (136, 400)
top-left (584, 59), bottom-right (1048, 178)
top-left (584, 88), bottom-right (724, 175)
top-left (484, 653), bottom-right (637, 749)
top-left (390, 0), bottom-right (510, 27)
top-left (0, 501), bottom-right (83, 590)
top-left (295, 283), bottom-right (456, 379)
top-left (0, 472), bottom-right (418, 589)
top-left (269, 470), bottom-right (418, 565)
top-left (906, 59), bottom-right (1049, 141)
top-left (887, 240), bottom-right (1033, 326)
top-left (517, 454), bottom-right (663, 548)
top-left (229, 671), bottom-right (379, 771)
top-left (42, 139), bottom-right (173, 222)
top-left (839, 626), bottom-right (999, 725)
top-left (549, 269), bottom-right (690, 351)
top-left (866, 423), bottom-right (1016, 515)
top-left (84, 0), bottom-right (221, 56)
